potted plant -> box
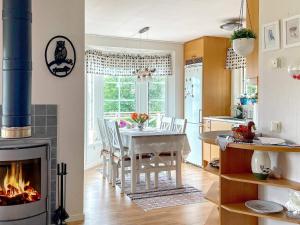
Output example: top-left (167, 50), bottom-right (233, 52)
top-left (231, 28), bottom-right (256, 57)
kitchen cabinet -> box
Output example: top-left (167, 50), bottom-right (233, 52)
top-left (202, 118), bottom-right (243, 166)
top-left (203, 119), bottom-right (211, 163)
top-left (184, 36), bottom-right (231, 167)
top-left (184, 36), bottom-right (231, 117)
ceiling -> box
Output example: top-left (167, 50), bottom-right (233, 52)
top-left (85, 0), bottom-right (242, 43)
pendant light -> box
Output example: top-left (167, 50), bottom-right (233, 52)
top-left (133, 26), bottom-right (156, 82)
top-left (231, 0), bottom-right (256, 57)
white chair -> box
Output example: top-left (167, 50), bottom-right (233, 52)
top-left (104, 119), bottom-right (151, 193)
top-left (160, 116), bottom-right (174, 131)
top-left (97, 118), bottom-right (111, 181)
top-left (172, 118), bottom-right (187, 133)
top-left (160, 118), bottom-right (187, 180)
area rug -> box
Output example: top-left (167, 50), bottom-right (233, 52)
top-left (115, 174), bottom-right (206, 211)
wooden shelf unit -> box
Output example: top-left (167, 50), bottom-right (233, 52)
top-left (201, 131), bottom-right (300, 225)
top-left (222, 173), bottom-right (300, 191)
top-left (222, 203), bottom-right (300, 225)
top-left (205, 181), bottom-right (220, 205)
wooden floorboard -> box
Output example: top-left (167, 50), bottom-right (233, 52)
top-left (69, 163), bottom-right (217, 225)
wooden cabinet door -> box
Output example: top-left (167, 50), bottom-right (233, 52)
top-left (210, 121), bottom-right (233, 131)
top-left (203, 143), bottom-right (211, 163)
top-left (211, 145), bottom-right (220, 160)
top-left (202, 119), bottom-right (211, 164)
top-left (209, 120), bottom-right (233, 160)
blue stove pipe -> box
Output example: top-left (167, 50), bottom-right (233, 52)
top-left (1, 0), bottom-right (32, 138)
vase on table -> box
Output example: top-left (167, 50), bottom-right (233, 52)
top-left (137, 122), bottom-right (145, 131)
top-left (251, 150), bottom-right (271, 180)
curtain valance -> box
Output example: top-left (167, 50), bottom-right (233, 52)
top-left (85, 49), bottom-right (172, 76)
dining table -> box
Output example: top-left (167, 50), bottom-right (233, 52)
top-left (119, 127), bottom-right (191, 193)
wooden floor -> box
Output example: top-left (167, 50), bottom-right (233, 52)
top-left (69, 163), bottom-right (217, 225)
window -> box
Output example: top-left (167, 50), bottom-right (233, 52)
top-left (101, 76), bottom-right (167, 125)
top-left (148, 77), bottom-right (166, 127)
top-left (103, 76), bottom-right (136, 121)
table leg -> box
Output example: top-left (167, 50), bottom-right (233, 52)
top-left (154, 153), bottom-right (159, 188)
top-left (146, 172), bottom-right (151, 190)
top-left (176, 151), bottom-right (182, 188)
top-left (137, 154), bottom-right (141, 184)
top-left (131, 154), bottom-right (136, 193)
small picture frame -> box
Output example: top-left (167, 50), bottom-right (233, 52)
top-left (283, 15), bottom-right (300, 48)
top-left (262, 21), bottom-right (280, 51)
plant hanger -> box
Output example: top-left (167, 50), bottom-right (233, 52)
top-left (231, 0), bottom-right (256, 57)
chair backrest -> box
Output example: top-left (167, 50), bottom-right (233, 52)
top-left (172, 118), bottom-right (187, 133)
top-left (97, 118), bottom-right (110, 150)
top-left (160, 116), bottom-right (174, 131)
top-left (104, 119), bottom-right (125, 156)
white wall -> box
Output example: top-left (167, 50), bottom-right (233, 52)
top-left (85, 34), bottom-right (184, 168)
top-left (0, 0), bottom-right (85, 222)
top-left (259, 1), bottom-right (300, 224)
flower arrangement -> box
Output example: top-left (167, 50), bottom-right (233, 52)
top-left (131, 113), bottom-right (149, 123)
top-left (119, 120), bottom-right (127, 128)
top-left (130, 113), bottom-right (149, 130)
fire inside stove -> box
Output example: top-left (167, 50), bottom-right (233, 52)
top-left (0, 159), bottom-right (41, 206)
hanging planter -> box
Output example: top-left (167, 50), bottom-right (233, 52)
top-left (231, 28), bottom-right (256, 57)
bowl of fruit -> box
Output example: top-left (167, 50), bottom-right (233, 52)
top-left (232, 121), bottom-right (256, 143)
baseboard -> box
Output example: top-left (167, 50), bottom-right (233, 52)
top-left (65, 213), bottom-right (85, 223)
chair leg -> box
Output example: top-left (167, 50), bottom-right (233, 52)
top-left (102, 156), bottom-right (107, 179)
top-left (121, 160), bottom-right (125, 194)
top-left (108, 156), bottom-right (112, 184)
top-left (112, 163), bottom-right (117, 187)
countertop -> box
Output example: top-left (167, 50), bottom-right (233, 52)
top-left (203, 116), bottom-right (247, 124)
top-left (199, 131), bottom-right (300, 153)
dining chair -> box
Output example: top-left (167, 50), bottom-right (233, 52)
top-left (172, 118), bottom-right (187, 133)
top-left (104, 119), bottom-right (151, 193)
top-left (160, 116), bottom-right (174, 131)
top-left (160, 118), bottom-right (187, 180)
top-left (97, 118), bottom-right (111, 181)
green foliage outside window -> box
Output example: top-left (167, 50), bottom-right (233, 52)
top-left (103, 76), bottom-right (166, 127)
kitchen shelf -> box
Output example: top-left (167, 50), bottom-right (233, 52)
top-left (204, 207), bottom-right (220, 225)
top-left (222, 173), bottom-right (300, 191)
top-left (222, 203), bottom-right (300, 224)
top-left (205, 181), bottom-right (220, 205)
top-left (228, 142), bottom-right (300, 153)
top-left (200, 130), bottom-right (300, 225)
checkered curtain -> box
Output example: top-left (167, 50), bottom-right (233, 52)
top-left (225, 48), bottom-right (246, 69)
top-left (85, 49), bottom-right (172, 76)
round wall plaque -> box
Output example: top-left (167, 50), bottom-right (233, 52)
top-left (45, 35), bottom-right (76, 78)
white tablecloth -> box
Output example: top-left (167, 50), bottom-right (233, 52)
top-left (120, 128), bottom-right (191, 159)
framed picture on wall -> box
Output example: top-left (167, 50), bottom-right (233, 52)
top-left (262, 21), bottom-right (280, 51)
top-left (283, 15), bottom-right (300, 48)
